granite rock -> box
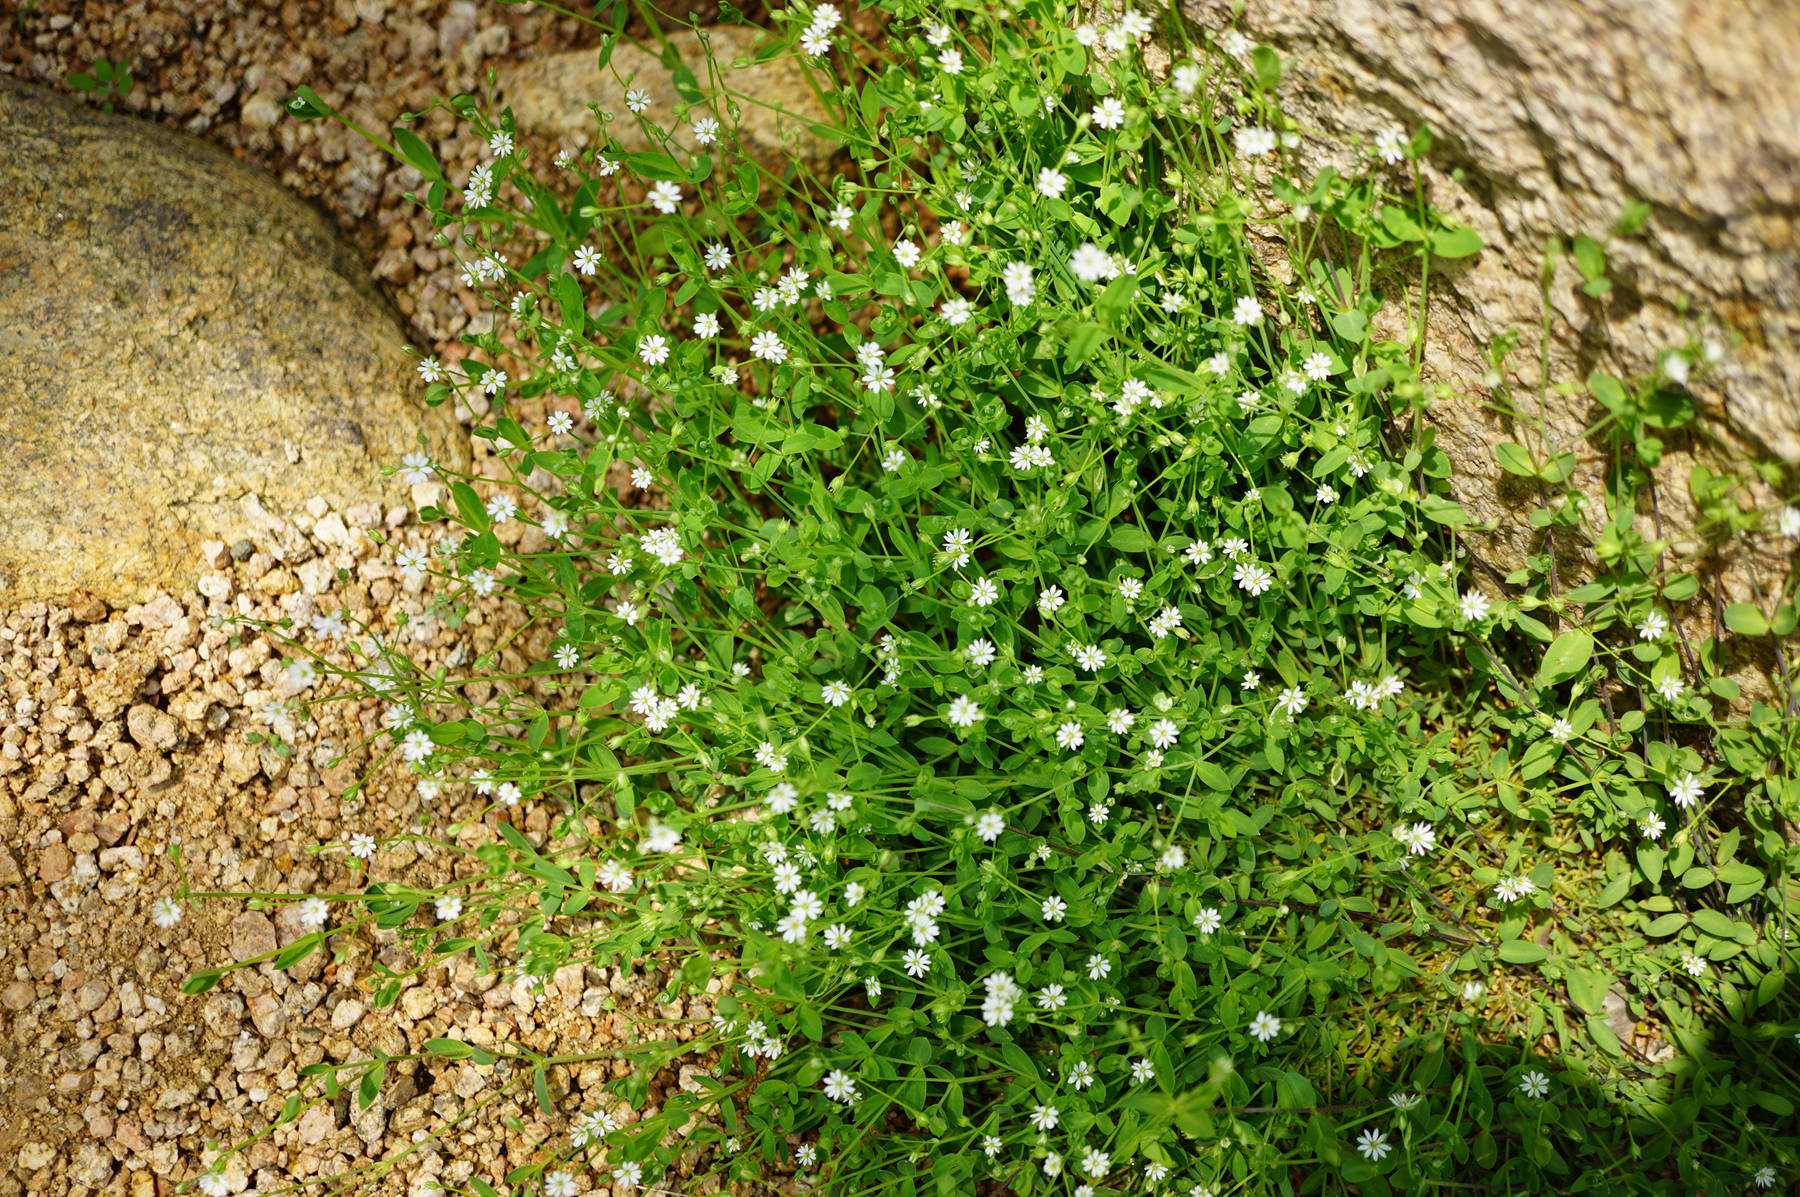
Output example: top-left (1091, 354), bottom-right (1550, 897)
top-left (0, 77), bottom-right (468, 607)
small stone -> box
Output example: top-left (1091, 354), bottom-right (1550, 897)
top-left (67, 589), bottom-right (109, 623)
top-left (197, 573), bottom-right (233, 601)
top-left (231, 538), bottom-right (255, 562)
top-left (200, 539), bottom-right (230, 569)
top-left (39, 842), bottom-right (73, 883)
top-left (229, 911), bottom-right (278, 961)
top-left (17, 1142), bottom-right (55, 1170)
top-left (330, 998), bottom-right (366, 1030)
top-left (248, 992), bottom-right (287, 1037)
top-left (126, 703), bottom-right (181, 752)
top-left (3, 981), bottom-right (35, 1011)
top-left (98, 845), bottom-right (144, 873)
top-left (397, 986), bottom-right (436, 1021)
top-left (296, 1104), bottom-right (336, 1145)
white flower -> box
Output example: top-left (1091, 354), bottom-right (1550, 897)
top-left (1780, 506), bottom-right (1800, 538)
top-left (435, 895), bottom-right (463, 921)
top-left (976, 810), bottom-right (1006, 842)
top-left (1275, 686), bottom-right (1308, 717)
top-left (1548, 717), bottom-right (1574, 743)
top-left (970, 577), bottom-right (1001, 607)
top-left (150, 897), bottom-right (183, 928)
top-left (1640, 813), bottom-right (1666, 841)
top-left (1041, 895), bottom-right (1068, 922)
top-left (823, 923), bottom-right (851, 950)
top-left (691, 116), bottom-right (720, 145)
top-left (1233, 561), bottom-right (1273, 595)
top-left (1036, 167), bottom-right (1068, 198)
top-left (1248, 1010), bottom-right (1281, 1043)
top-left (647, 180), bottom-right (683, 214)
top-left (1029, 1103), bottom-right (1060, 1131)
top-left (947, 695), bottom-right (984, 728)
top-left (1070, 241), bottom-right (1115, 283)
top-left (823, 1069), bottom-right (860, 1103)
top-left (1085, 953), bottom-right (1111, 980)
top-left (1079, 1147), bottom-right (1110, 1178)
top-left (1459, 589), bottom-right (1492, 621)
top-left (1637, 610), bottom-right (1669, 641)
top-left (1668, 772), bottom-right (1704, 808)
top-left (347, 833), bottom-right (377, 860)
top-left (1231, 295), bottom-right (1263, 326)
top-left (1192, 907), bottom-right (1222, 934)
top-left (1356, 1129), bottom-right (1391, 1161)
top-left (1091, 97), bottom-right (1127, 130)
top-left (1656, 674), bottom-right (1685, 703)
top-left (638, 334), bottom-right (670, 366)
top-left (1003, 261), bottom-right (1036, 305)
top-left (1234, 125), bottom-right (1277, 156)
top-left (625, 88), bottom-right (650, 113)
top-left (1072, 643), bottom-right (1106, 671)
top-left (821, 680), bottom-right (852, 707)
top-left (1518, 1070), bottom-right (1550, 1099)
top-left (902, 948), bottom-right (932, 978)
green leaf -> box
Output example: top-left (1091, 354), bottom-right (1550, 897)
top-left (1494, 442), bottom-right (1537, 477)
top-left (533, 1064), bottom-right (554, 1115)
top-left (1379, 205), bottom-right (1426, 242)
top-left (1536, 630), bottom-right (1593, 688)
top-left (1108, 524), bottom-right (1155, 553)
top-left (391, 128), bottom-right (442, 181)
top-left (1498, 940), bottom-right (1547, 964)
top-left (1429, 225), bottom-right (1483, 258)
top-left (1587, 372), bottom-right (1628, 414)
top-left (1723, 603), bottom-right (1768, 636)
top-left (624, 151), bottom-right (684, 181)
top-left (1572, 234), bottom-right (1607, 282)
top-left (1643, 912), bottom-right (1688, 937)
top-left (1690, 908), bottom-right (1741, 939)
top-left (287, 85), bottom-right (335, 121)
top-left (425, 1038), bottom-right (475, 1059)
top-left (182, 970), bottom-right (222, 995)
top-left (1330, 309), bottom-right (1368, 341)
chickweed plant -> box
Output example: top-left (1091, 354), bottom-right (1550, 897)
top-left (180, 2), bottom-right (1800, 1193)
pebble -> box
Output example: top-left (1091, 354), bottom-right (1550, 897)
top-left (126, 703), bottom-right (182, 752)
top-left (249, 992), bottom-right (288, 1038)
top-left (330, 998), bottom-right (366, 1029)
top-left (229, 912), bottom-right (278, 961)
top-left (39, 841), bottom-right (73, 882)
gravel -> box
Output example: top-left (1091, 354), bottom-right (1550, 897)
top-left (0, 505), bottom-right (725, 1196)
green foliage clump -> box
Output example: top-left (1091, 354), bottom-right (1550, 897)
top-left (184, 2), bottom-right (1800, 1194)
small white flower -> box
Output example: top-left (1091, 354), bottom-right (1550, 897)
top-left (1518, 1070), bottom-right (1550, 1099)
top-left (1248, 1010), bottom-right (1281, 1043)
top-left (150, 897), bottom-right (183, 929)
top-left (1459, 589), bottom-right (1493, 621)
top-left (1356, 1129), bottom-right (1391, 1161)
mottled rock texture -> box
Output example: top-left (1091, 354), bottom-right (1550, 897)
top-left (497, 25), bottom-right (840, 169)
top-left (1182, 0), bottom-right (1799, 691)
top-left (0, 77), bottom-right (467, 607)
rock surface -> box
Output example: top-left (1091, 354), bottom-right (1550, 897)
top-left (496, 25), bottom-right (840, 169)
top-left (0, 77), bottom-right (467, 608)
top-left (1179, 0), bottom-right (1800, 692)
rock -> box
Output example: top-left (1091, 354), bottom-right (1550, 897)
top-left (0, 78), bottom-right (468, 607)
top-left (39, 842), bottom-right (73, 883)
top-left (496, 26), bottom-right (840, 170)
top-left (1179, 0), bottom-right (1800, 697)
top-left (295, 1104), bottom-right (337, 1146)
top-left (330, 998), bottom-right (366, 1030)
top-left (82, 646), bottom-right (156, 722)
top-left (229, 912), bottom-right (278, 961)
top-left (248, 991), bottom-right (288, 1038)
top-left (126, 703), bottom-right (182, 752)
top-left (16, 1142), bottom-right (55, 1170)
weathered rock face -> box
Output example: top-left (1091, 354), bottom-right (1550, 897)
top-left (497, 26), bottom-right (840, 170)
top-left (0, 77), bottom-right (467, 607)
top-left (1181, 0), bottom-right (1799, 691)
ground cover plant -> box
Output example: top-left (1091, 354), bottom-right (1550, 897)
top-left (176, 1), bottom-right (1800, 1192)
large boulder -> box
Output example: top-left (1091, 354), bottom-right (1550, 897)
top-left (496, 26), bottom-right (840, 170)
top-left (1179, 0), bottom-right (1799, 692)
top-left (0, 77), bottom-right (467, 607)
